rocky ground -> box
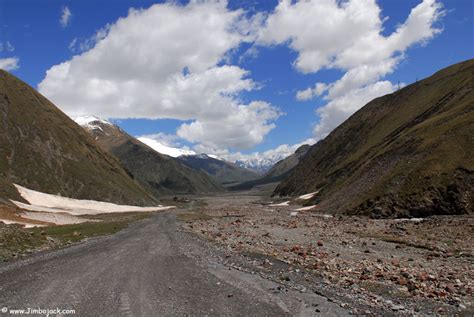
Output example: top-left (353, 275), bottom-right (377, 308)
top-left (180, 195), bottom-right (473, 316)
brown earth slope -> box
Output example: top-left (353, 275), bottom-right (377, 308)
top-left (0, 70), bottom-right (157, 206)
top-left (274, 59), bottom-right (474, 218)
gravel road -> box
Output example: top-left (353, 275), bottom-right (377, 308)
top-left (0, 209), bottom-right (349, 316)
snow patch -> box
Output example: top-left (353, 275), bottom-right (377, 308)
top-left (393, 218), bottom-right (424, 223)
top-left (21, 211), bottom-right (97, 225)
top-left (298, 191), bottom-right (319, 200)
top-left (269, 201), bottom-right (290, 207)
top-left (138, 137), bottom-right (196, 158)
top-left (12, 184), bottom-right (174, 216)
top-left (74, 115), bottom-right (112, 129)
top-left (295, 205), bottom-right (317, 211)
top-left (311, 214), bottom-right (333, 219)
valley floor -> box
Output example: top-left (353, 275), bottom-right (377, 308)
top-left (181, 195), bottom-right (473, 316)
top-left (0, 194), bottom-right (472, 316)
top-left (0, 200), bottom-right (348, 316)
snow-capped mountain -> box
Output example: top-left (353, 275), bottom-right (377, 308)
top-left (74, 116), bottom-right (223, 195)
top-left (234, 155), bottom-right (286, 173)
top-left (74, 115), bottom-right (113, 131)
top-left (74, 116), bottom-right (289, 172)
top-left (137, 137), bottom-right (196, 158)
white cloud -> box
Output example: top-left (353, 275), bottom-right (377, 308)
top-left (259, 0), bottom-right (444, 139)
top-left (238, 46), bottom-right (259, 64)
top-left (135, 130), bottom-right (313, 166)
top-left (138, 132), bottom-right (182, 148)
top-left (0, 41), bottom-right (14, 52)
top-left (0, 57), bottom-right (19, 71)
top-left (60, 6), bottom-right (72, 28)
top-left (40, 1), bottom-right (279, 150)
top-left (69, 24), bottom-right (111, 53)
top-left (258, 0), bottom-right (384, 73)
top-left (177, 101), bottom-right (280, 149)
top-left (41, 0), bottom-right (444, 155)
top-left (296, 83), bottom-right (327, 101)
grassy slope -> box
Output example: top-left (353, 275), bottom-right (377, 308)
top-left (83, 122), bottom-right (224, 196)
top-left (0, 70), bottom-right (157, 206)
top-left (275, 59), bottom-right (474, 217)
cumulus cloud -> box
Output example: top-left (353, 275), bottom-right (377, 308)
top-left (177, 101), bottom-right (280, 149)
top-left (0, 57), bottom-right (19, 71)
top-left (260, 0), bottom-right (444, 139)
top-left (40, 1), bottom-right (279, 150)
top-left (60, 6), bottom-right (72, 28)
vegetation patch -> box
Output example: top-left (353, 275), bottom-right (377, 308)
top-left (0, 212), bottom-right (153, 262)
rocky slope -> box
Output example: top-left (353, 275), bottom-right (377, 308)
top-left (0, 70), bottom-right (157, 206)
top-left (230, 144), bottom-right (310, 190)
top-left (274, 60), bottom-right (474, 218)
top-left (77, 117), bottom-right (223, 196)
top-left (178, 154), bottom-right (259, 185)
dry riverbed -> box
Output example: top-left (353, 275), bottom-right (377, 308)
top-left (180, 195), bottom-right (473, 316)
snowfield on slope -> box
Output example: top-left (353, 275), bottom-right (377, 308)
top-left (298, 191), bottom-right (319, 200)
top-left (12, 184), bottom-right (174, 215)
top-left (138, 137), bottom-right (196, 157)
top-left (21, 211), bottom-right (98, 225)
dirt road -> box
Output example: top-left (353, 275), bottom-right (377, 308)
top-left (0, 203), bottom-right (349, 316)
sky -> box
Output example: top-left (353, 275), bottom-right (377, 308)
top-left (1, 0), bottom-right (473, 162)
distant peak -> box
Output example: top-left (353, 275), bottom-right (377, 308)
top-left (195, 153), bottom-right (210, 159)
top-left (74, 115), bottom-right (112, 127)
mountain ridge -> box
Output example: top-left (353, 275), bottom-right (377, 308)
top-left (274, 59), bottom-right (474, 218)
top-left (178, 154), bottom-right (259, 185)
top-left (76, 117), bottom-right (224, 196)
top-left (0, 70), bottom-right (157, 206)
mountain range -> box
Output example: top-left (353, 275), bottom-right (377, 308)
top-left (234, 155), bottom-right (289, 173)
top-left (230, 144), bottom-right (310, 191)
top-left (275, 59), bottom-right (474, 218)
top-left (75, 117), bottom-right (223, 196)
top-left (1, 59), bottom-right (471, 219)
